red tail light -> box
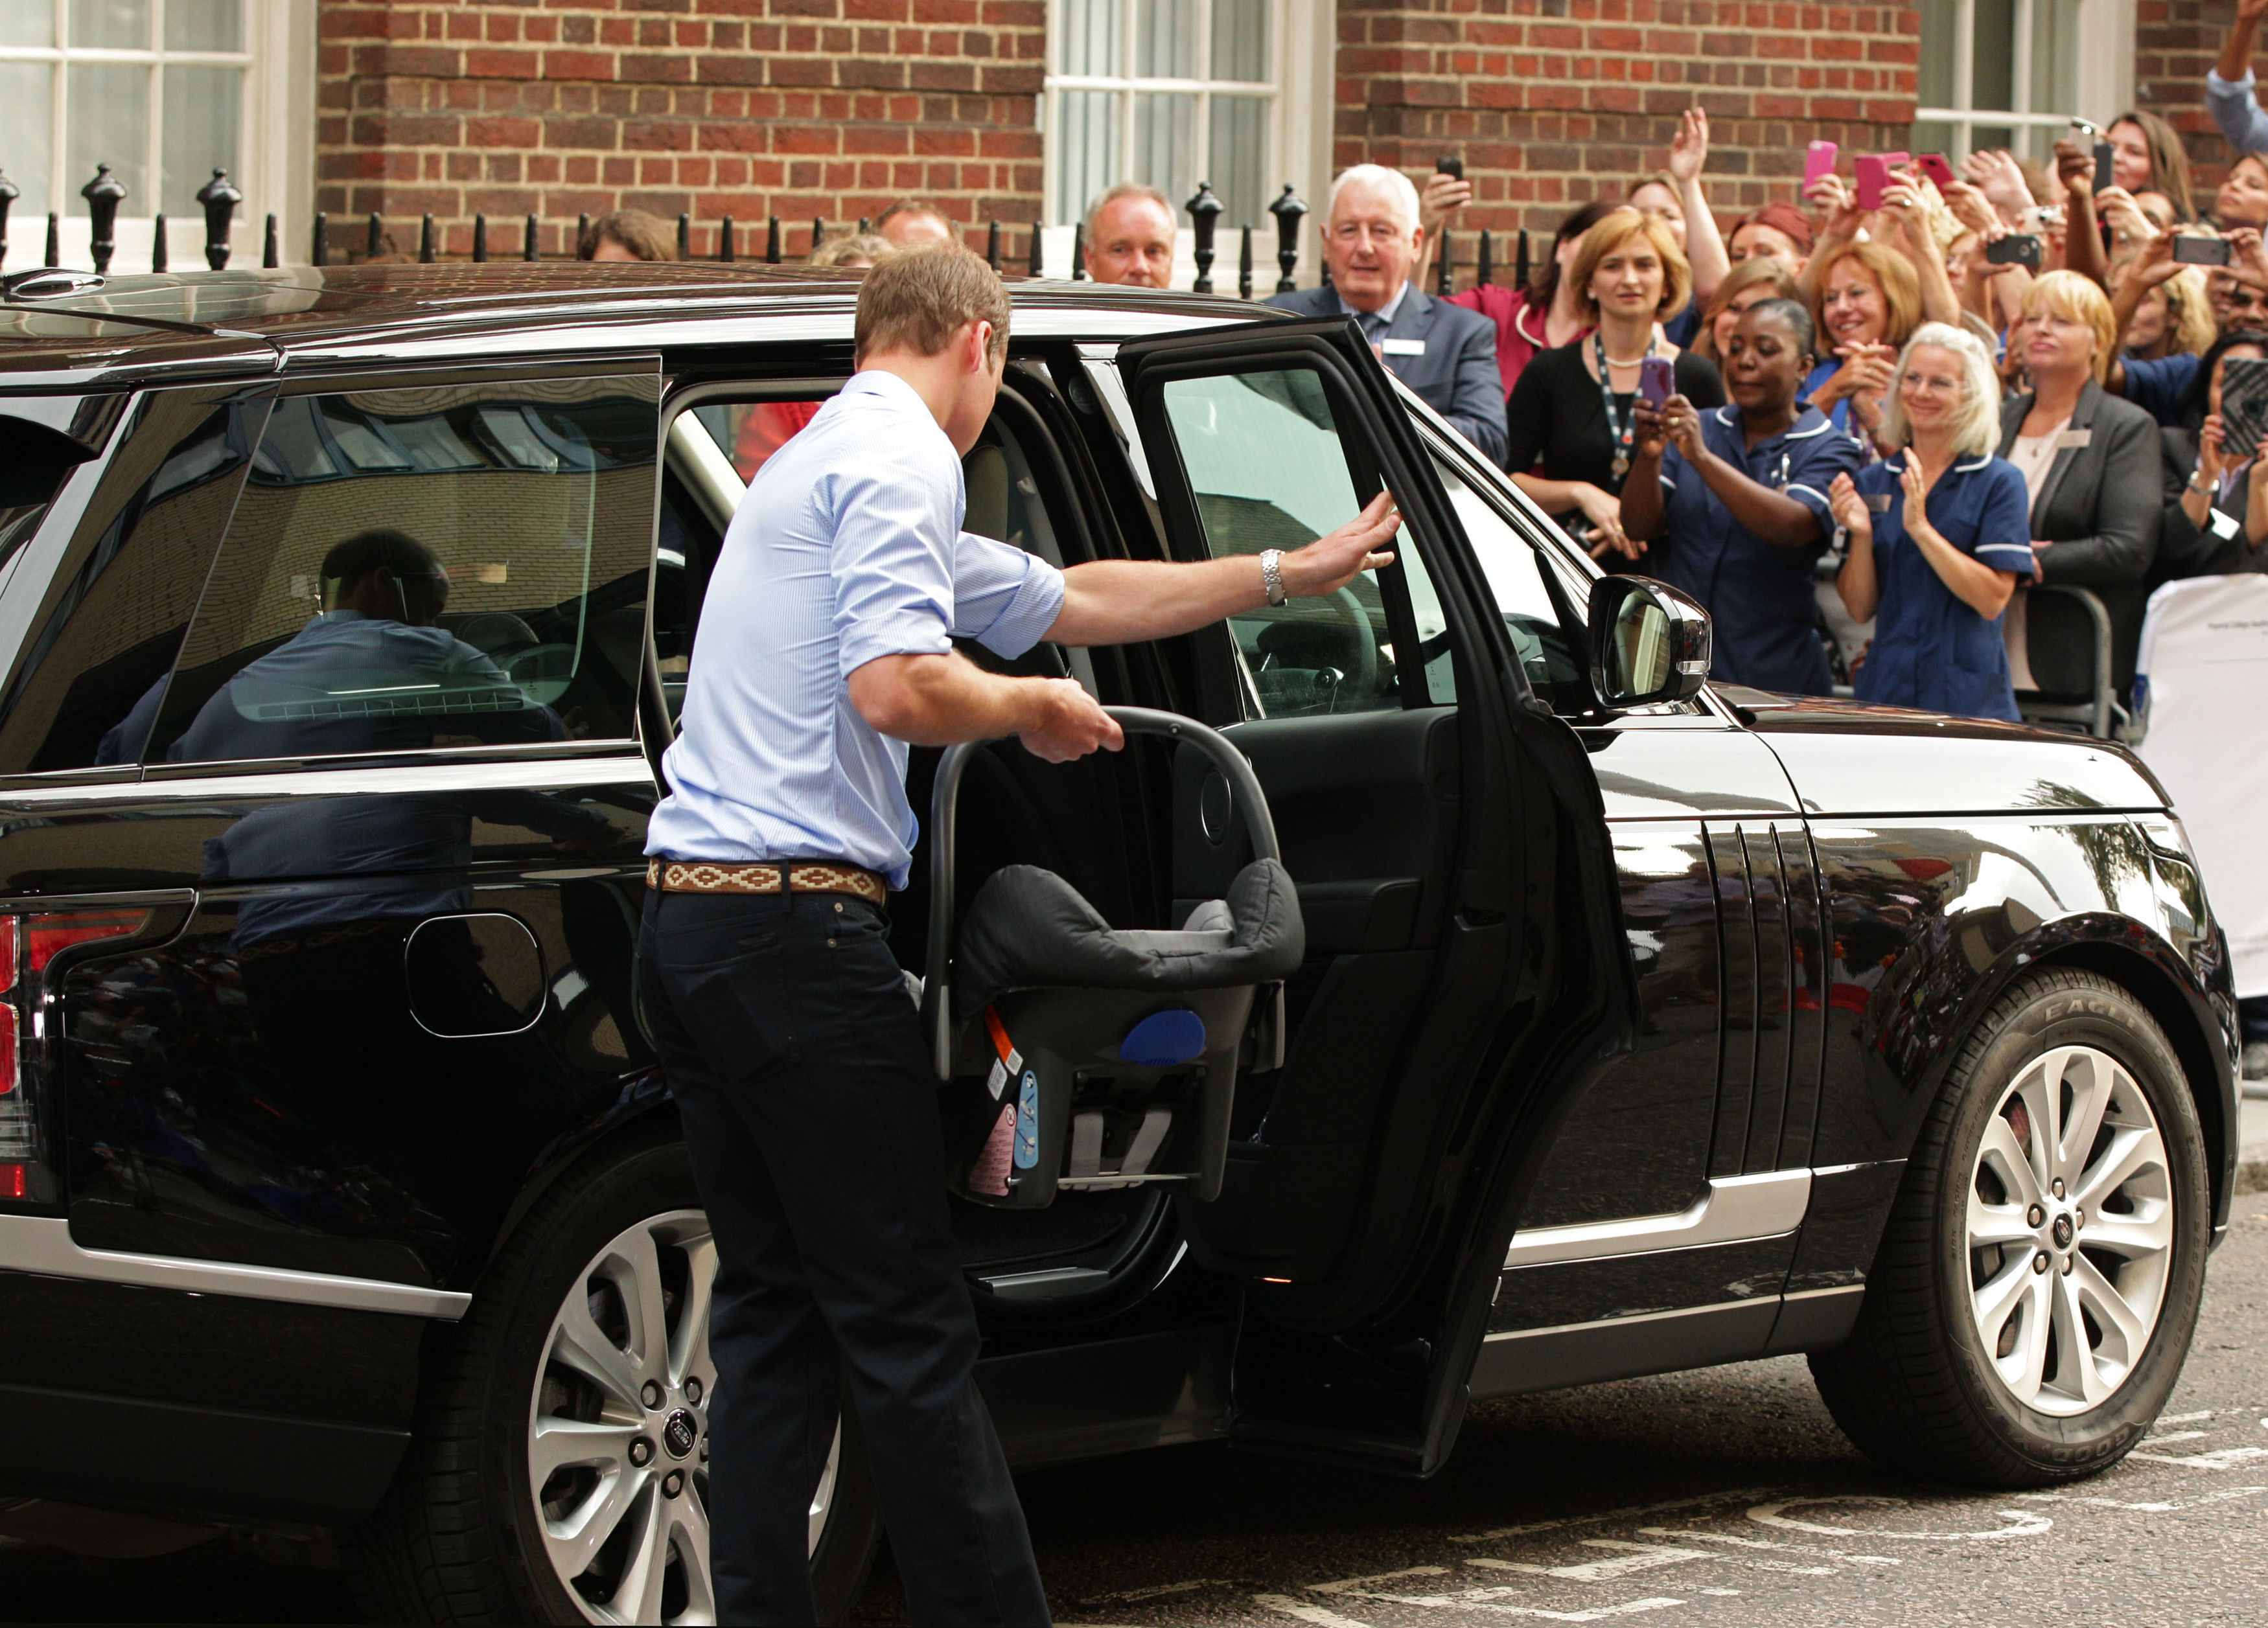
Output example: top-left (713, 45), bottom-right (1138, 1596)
top-left (29, 910), bottom-right (151, 974)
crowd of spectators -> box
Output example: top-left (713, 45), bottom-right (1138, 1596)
top-left (590, 20), bottom-right (2268, 733)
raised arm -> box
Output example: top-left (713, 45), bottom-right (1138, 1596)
top-left (1669, 109), bottom-right (1729, 307)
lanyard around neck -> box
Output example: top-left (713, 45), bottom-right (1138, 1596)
top-left (1593, 332), bottom-right (1654, 485)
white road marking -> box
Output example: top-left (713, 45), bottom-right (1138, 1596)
top-left (2160, 1410), bottom-right (2217, 1423)
top-left (1310, 1566), bottom-right (1453, 1596)
top-left (1636, 1526), bottom-right (1900, 1565)
top-left (1075, 1578), bottom-right (1240, 1604)
top-left (1453, 1487), bottom-right (1790, 1544)
top-left (1580, 1538), bottom-right (1831, 1577)
top-left (2127, 1446), bottom-right (2268, 1469)
top-left (1255, 1596), bottom-right (1374, 1627)
top-left (2011, 1491), bottom-right (2176, 1511)
top-left (1468, 1542), bottom-right (1711, 1582)
top-left (2142, 1430), bottom-right (2209, 1444)
top-left (1699, 1589), bottom-right (1742, 1596)
top-left (1748, 1496), bottom-right (2052, 1540)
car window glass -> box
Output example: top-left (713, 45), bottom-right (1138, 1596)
top-left (1435, 457), bottom-right (1590, 715)
top-left (1157, 367), bottom-right (1446, 719)
top-left (144, 373), bottom-right (659, 766)
top-left (0, 389), bottom-right (264, 775)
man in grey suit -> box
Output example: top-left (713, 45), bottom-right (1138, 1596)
top-left (1266, 164), bottom-right (1508, 466)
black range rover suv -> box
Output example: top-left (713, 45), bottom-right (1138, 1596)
top-left (0, 264), bottom-right (2236, 1625)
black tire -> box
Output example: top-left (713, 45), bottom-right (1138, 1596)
top-left (345, 1134), bottom-right (881, 1623)
top-left (1810, 967), bottom-right (2210, 1486)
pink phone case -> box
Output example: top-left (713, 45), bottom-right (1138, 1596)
top-left (1804, 140), bottom-right (1838, 189)
top-left (1917, 153), bottom-right (1955, 188)
top-left (1855, 154), bottom-right (1890, 211)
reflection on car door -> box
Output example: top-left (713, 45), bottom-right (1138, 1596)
top-left (51, 363), bottom-right (665, 1298)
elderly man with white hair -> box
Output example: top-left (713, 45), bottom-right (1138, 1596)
top-left (1266, 163), bottom-right (1507, 465)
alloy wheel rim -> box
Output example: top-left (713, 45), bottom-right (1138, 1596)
top-left (529, 1209), bottom-right (839, 1625)
top-left (1966, 1045), bottom-right (2175, 1418)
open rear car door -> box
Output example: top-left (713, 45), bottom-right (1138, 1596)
top-left (1113, 318), bottom-right (1634, 1473)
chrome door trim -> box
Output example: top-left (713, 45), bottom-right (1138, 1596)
top-left (1501, 1167), bottom-right (1814, 1269)
top-left (1481, 1292), bottom-right (1781, 1345)
top-left (0, 1214), bottom-right (471, 1320)
top-left (1, 751), bottom-right (657, 810)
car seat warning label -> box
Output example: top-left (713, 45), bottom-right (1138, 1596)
top-left (1013, 1073), bottom-right (1039, 1169)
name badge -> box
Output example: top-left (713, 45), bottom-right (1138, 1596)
top-left (2210, 507), bottom-right (2243, 541)
top-left (1866, 494), bottom-right (1895, 513)
top-left (2055, 428), bottom-right (2092, 450)
top-left (1382, 338), bottom-right (1426, 356)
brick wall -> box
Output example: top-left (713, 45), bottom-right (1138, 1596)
top-left (314, 0), bottom-right (1047, 263)
top-left (2137, 0), bottom-right (2239, 200)
top-left (1332, 0), bottom-right (1920, 290)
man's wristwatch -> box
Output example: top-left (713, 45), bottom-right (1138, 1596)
top-left (1260, 548), bottom-right (1288, 606)
top-left (2190, 467), bottom-right (2216, 494)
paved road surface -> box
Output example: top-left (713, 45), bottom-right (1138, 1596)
top-left (5, 1113), bottom-right (2265, 1623)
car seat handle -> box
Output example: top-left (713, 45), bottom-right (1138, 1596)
top-left (921, 706), bottom-right (1275, 1080)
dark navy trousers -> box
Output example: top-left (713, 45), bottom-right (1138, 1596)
top-left (637, 887), bottom-right (1048, 1627)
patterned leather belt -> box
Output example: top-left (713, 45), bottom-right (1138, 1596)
top-left (645, 858), bottom-right (888, 906)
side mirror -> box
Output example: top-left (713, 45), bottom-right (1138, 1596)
top-left (1587, 575), bottom-right (1711, 709)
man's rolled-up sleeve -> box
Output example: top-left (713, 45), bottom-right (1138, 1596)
top-left (830, 453), bottom-right (960, 679)
top-left (2208, 69), bottom-right (2268, 157)
top-left (951, 531), bottom-right (1067, 658)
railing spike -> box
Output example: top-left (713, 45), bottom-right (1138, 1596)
top-left (419, 214), bottom-right (435, 262)
top-left (1435, 226), bottom-right (1453, 297)
top-left (1476, 228), bottom-right (1492, 287)
top-left (0, 169), bottom-right (16, 272)
top-left (677, 212), bottom-right (690, 259)
top-left (367, 212), bottom-right (382, 259)
top-left (472, 214), bottom-right (487, 262)
top-left (45, 212), bottom-right (60, 268)
top-left (766, 216), bottom-right (781, 264)
top-left (525, 214), bottom-right (540, 261)
top-left (262, 213), bottom-right (279, 268)
top-left (312, 211), bottom-right (329, 267)
top-left (151, 212), bottom-right (167, 273)
top-left (986, 219), bottom-right (1001, 269)
top-left (720, 216), bottom-right (734, 262)
top-left (1027, 220), bottom-right (1043, 277)
top-left (1238, 224), bottom-right (1253, 299)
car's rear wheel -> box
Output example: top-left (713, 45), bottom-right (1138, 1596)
top-left (1810, 967), bottom-right (2210, 1485)
top-left (347, 1136), bottom-right (879, 1623)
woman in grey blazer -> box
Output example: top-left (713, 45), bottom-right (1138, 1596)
top-left (1998, 273), bottom-right (2163, 704)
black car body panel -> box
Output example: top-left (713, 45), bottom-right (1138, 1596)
top-left (0, 268), bottom-right (2236, 1537)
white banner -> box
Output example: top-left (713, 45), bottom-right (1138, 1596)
top-left (2135, 574), bottom-right (2268, 998)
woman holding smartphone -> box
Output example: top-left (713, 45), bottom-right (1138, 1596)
top-left (2157, 328), bottom-right (2268, 578)
top-left (1621, 299), bottom-right (1860, 693)
top-left (1502, 207), bottom-right (1725, 556)
top-left (1829, 323), bottom-right (2037, 720)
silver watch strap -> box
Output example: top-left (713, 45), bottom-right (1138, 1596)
top-left (1260, 548), bottom-right (1287, 606)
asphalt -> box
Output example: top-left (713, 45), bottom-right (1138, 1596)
top-left (6, 1182), bottom-right (2268, 1623)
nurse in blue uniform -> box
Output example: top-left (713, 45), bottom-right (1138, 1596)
top-left (1621, 297), bottom-right (1861, 694)
top-left (1828, 321), bottom-right (2036, 721)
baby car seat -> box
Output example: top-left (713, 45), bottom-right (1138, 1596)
top-left (922, 707), bottom-right (1304, 1209)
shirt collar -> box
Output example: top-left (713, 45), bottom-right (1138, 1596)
top-left (842, 369), bottom-right (928, 409)
top-left (1338, 281), bottom-right (1412, 327)
top-left (1706, 400), bottom-right (1832, 446)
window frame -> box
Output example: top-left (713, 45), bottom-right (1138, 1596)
top-left (1037, 0), bottom-right (1332, 288)
top-left (1914, 0), bottom-right (2135, 162)
top-left (135, 358), bottom-right (665, 783)
top-left (1, 0), bottom-right (316, 276)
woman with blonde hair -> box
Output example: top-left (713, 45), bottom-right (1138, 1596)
top-left (1828, 323), bottom-right (2037, 719)
top-left (2122, 264), bottom-right (2216, 361)
top-left (1692, 256), bottom-right (1799, 367)
top-left (1993, 270), bottom-right (2163, 708)
top-left (1502, 206), bottom-right (1725, 555)
top-left (1804, 238), bottom-right (1925, 446)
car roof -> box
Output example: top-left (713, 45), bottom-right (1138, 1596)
top-left (0, 263), bottom-right (1272, 393)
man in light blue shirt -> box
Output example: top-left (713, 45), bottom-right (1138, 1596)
top-left (638, 244), bottom-right (1399, 1627)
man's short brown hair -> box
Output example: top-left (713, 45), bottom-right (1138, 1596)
top-left (577, 209), bottom-right (678, 262)
top-left (854, 244), bottom-right (1010, 368)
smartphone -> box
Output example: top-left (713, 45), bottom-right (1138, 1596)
top-left (1916, 152), bottom-right (1956, 189)
top-left (2218, 356), bottom-right (2268, 463)
top-left (2174, 234), bottom-right (2233, 266)
top-left (1855, 154), bottom-right (1890, 211)
top-left (1637, 356), bottom-right (1675, 407)
top-left (1985, 234), bottom-right (2044, 269)
top-left (1437, 155), bottom-right (1463, 180)
top-left (1803, 139), bottom-right (1839, 189)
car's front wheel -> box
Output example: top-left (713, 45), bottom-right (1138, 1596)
top-left (1811, 967), bottom-right (2211, 1485)
top-left (347, 1136), bottom-right (879, 1623)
